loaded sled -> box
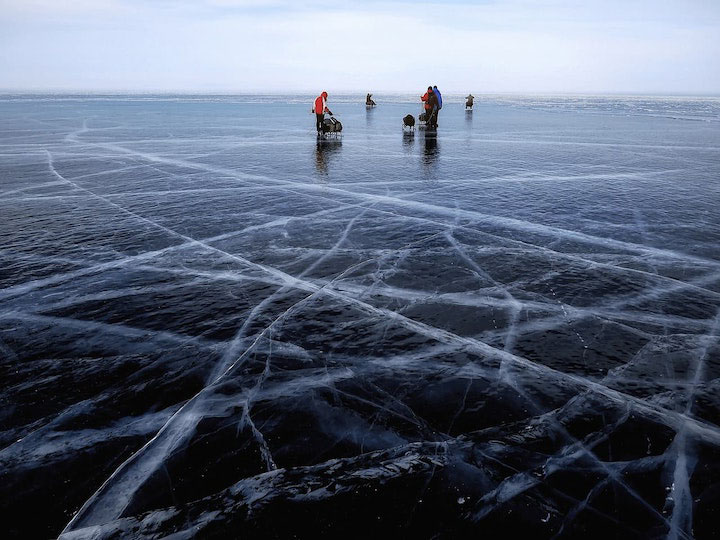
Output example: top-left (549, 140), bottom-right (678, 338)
top-left (418, 110), bottom-right (428, 129)
top-left (402, 114), bottom-right (415, 130)
top-left (418, 109), bottom-right (437, 130)
top-left (319, 116), bottom-right (343, 138)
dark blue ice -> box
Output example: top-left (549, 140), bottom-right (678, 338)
top-left (1, 94), bottom-right (719, 539)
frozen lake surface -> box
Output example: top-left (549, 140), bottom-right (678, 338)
top-left (1, 94), bottom-right (720, 539)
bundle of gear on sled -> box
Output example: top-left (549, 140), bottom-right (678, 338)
top-left (402, 114), bottom-right (415, 130)
top-left (321, 116), bottom-right (343, 134)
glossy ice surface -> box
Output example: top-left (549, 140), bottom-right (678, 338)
top-left (1, 95), bottom-right (719, 539)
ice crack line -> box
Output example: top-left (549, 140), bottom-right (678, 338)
top-left (67, 137), bottom-right (720, 269)
top-left (46, 147), bottom-right (720, 450)
top-left (45, 138), bottom-right (720, 532)
top-left (210, 206), bottom-right (373, 384)
top-left (664, 309), bottom-right (720, 540)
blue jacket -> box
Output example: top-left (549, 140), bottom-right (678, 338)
top-left (433, 87), bottom-right (442, 109)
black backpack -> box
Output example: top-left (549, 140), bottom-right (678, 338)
top-left (322, 117), bottom-right (343, 133)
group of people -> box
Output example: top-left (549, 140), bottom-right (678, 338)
top-left (421, 85), bottom-right (443, 128)
top-left (313, 86), bottom-right (460, 134)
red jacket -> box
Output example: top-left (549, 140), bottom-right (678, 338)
top-left (314, 93), bottom-right (330, 114)
top-left (421, 91), bottom-right (431, 110)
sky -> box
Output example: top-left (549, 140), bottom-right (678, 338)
top-left (1, 0), bottom-right (719, 94)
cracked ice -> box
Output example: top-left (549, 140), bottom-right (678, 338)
top-left (1, 95), bottom-right (719, 539)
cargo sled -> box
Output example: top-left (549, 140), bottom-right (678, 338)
top-left (319, 116), bottom-right (343, 138)
top-left (418, 110), bottom-right (428, 129)
top-left (402, 114), bottom-right (415, 130)
top-left (418, 109), bottom-right (436, 130)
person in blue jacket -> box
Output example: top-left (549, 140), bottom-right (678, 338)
top-left (433, 85), bottom-right (442, 126)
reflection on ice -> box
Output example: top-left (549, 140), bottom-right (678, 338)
top-left (314, 138), bottom-right (342, 177)
top-left (402, 130), bottom-right (415, 154)
top-left (0, 96), bottom-right (719, 539)
top-left (422, 132), bottom-right (439, 167)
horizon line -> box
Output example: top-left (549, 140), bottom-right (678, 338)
top-left (2, 89), bottom-right (720, 98)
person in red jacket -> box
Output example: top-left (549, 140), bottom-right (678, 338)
top-left (421, 87), bottom-right (432, 114)
top-left (420, 86), bottom-right (438, 126)
top-left (313, 91), bottom-right (333, 133)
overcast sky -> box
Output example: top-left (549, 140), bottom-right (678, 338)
top-left (1, 0), bottom-right (719, 94)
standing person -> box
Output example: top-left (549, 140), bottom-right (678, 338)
top-left (426, 87), bottom-right (439, 127)
top-left (313, 91), bottom-right (333, 133)
top-left (465, 94), bottom-right (474, 108)
top-left (432, 85), bottom-right (442, 126)
top-left (420, 86), bottom-right (434, 124)
top-left (366, 93), bottom-right (376, 106)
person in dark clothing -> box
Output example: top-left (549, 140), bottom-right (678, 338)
top-left (432, 85), bottom-right (442, 126)
top-left (427, 88), bottom-right (439, 127)
top-left (433, 86), bottom-right (443, 109)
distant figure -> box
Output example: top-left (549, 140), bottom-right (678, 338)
top-left (433, 85), bottom-right (442, 125)
top-left (465, 94), bottom-right (475, 109)
top-left (366, 93), bottom-right (376, 107)
top-left (313, 91), bottom-right (333, 133)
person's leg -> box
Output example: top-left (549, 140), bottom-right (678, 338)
top-left (316, 114), bottom-right (324, 132)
